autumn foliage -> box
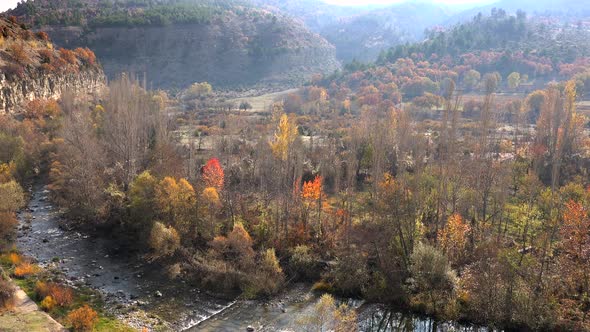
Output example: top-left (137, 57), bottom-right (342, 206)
top-left (35, 281), bottom-right (74, 306)
top-left (13, 262), bottom-right (39, 278)
top-left (438, 213), bottom-right (470, 263)
top-left (202, 158), bottom-right (224, 190)
top-left (67, 305), bottom-right (98, 331)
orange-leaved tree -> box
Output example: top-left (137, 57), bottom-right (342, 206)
top-left (437, 213), bottom-right (470, 264)
top-left (202, 158), bottom-right (224, 191)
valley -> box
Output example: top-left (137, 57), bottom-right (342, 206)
top-left (0, 1), bottom-right (590, 332)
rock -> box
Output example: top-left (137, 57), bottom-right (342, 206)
top-left (246, 326), bottom-right (255, 332)
top-left (42, 238), bottom-right (48, 243)
top-left (155, 290), bottom-right (163, 297)
top-left (114, 276), bottom-right (119, 280)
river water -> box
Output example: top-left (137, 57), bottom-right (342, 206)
top-left (16, 185), bottom-right (490, 332)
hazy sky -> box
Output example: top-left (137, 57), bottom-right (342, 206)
top-left (0, 0), bottom-right (19, 12)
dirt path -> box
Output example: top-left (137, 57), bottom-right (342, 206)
top-left (0, 285), bottom-right (65, 332)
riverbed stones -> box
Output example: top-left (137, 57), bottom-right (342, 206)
top-left (155, 290), bottom-right (163, 297)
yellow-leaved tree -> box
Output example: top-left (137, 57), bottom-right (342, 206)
top-left (270, 113), bottom-right (298, 161)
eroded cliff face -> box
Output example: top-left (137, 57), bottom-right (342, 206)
top-left (36, 12), bottom-right (339, 90)
top-left (0, 67), bottom-right (105, 114)
top-left (0, 15), bottom-right (106, 114)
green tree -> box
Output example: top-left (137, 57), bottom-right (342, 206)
top-left (508, 72), bottom-right (521, 89)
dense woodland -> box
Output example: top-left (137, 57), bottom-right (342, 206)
top-left (1, 7), bottom-right (590, 332)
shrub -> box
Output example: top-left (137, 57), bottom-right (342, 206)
top-left (0, 215), bottom-right (17, 248)
top-left (67, 304), bottom-right (98, 331)
top-left (40, 295), bottom-right (56, 311)
top-left (35, 281), bottom-right (73, 306)
top-left (290, 245), bottom-right (319, 280)
top-left (59, 48), bottom-right (77, 65)
top-left (36, 31), bottom-right (49, 41)
top-left (9, 43), bottom-right (30, 65)
top-left (3, 63), bottom-right (25, 79)
top-left (149, 222), bottom-right (180, 258)
top-left (0, 277), bottom-right (15, 310)
top-left (248, 248), bottom-right (284, 297)
top-left (312, 281), bottom-right (335, 293)
top-left (74, 48), bottom-right (96, 66)
top-left (14, 262), bottom-right (39, 278)
top-left (8, 252), bottom-right (21, 265)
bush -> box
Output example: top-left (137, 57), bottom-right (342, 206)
top-left (40, 295), bottom-right (56, 311)
top-left (3, 63), bottom-right (25, 80)
top-left (247, 248), bottom-right (284, 297)
top-left (289, 245), bottom-right (320, 280)
top-left (9, 43), bottom-right (30, 65)
top-left (67, 304), bottom-right (98, 331)
top-left (14, 262), bottom-right (39, 278)
top-left (35, 281), bottom-right (73, 306)
top-left (149, 222), bottom-right (180, 259)
top-left (0, 277), bottom-right (15, 310)
top-left (312, 281), bottom-right (334, 293)
top-left (8, 252), bottom-right (21, 265)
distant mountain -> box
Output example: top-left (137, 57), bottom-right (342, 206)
top-left (6, 0), bottom-right (340, 90)
top-left (449, 0), bottom-right (590, 24)
top-left (380, 8), bottom-right (590, 66)
top-left (253, 0), bottom-right (459, 63)
top-left (320, 2), bottom-right (455, 63)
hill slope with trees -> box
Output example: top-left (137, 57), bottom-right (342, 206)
top-left (0, 15), bottom-right (104, 113)
top-left (6, 0), bottom-right (340, 90)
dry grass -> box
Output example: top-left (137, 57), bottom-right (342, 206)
top-left (0, 278), bottom-right (15, 311)
top-left (8, 253), bottom-right (21, 265)
top-left (35, 281), bottom-right (73, 306)
top-left (14, 262), bottom-right (40, 278)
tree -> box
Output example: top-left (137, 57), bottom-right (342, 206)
top-left (508, 72), bottom-right (521, 89)
top-left (0, 180), bottom-right (25, 213)
top-left (239, 101), bottom-right (253, 111)
top-left (410, 243), bottom-right (457, 316)
top-left (253, 248), bottom-right (285, 296)
top-left (301, 293), bottom-right (336, 332)
top-left (270, 114), bottom-right (298, 161)
top-left (202, 158), bottom-right (224, 191)
top-left (437, 213), bottom-right (470, 264)
top-left (155, 177), bottom-right (196, 237)
top-left (463, 69), bottom-right (481, 91)
top-left (128, 171), bottom-right (157, 232)
top-left (185, 82), bottom-right (212, 99)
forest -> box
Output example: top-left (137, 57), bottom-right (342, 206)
top-left (1, 5), bottom-right (590, 332)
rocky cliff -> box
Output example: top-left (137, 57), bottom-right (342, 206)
top-left (9, 0), bottom-right (339, 91)
top-left (0, 67), bottom-right (104, 114)
top-left (0, 16), bottom-right (105, 114)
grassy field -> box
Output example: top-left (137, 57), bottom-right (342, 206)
top-left (228, 88), bottom-right (298, 113)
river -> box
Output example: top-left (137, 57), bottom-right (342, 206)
top-left (16, 185), bottom-right (490, 332)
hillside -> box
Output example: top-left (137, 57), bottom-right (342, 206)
top-left (320, 2), bottom-right (454, 63)
top-left (7, 0), bottom-right (340, 91)
top-left (310, 9), bottom-right (590, 113)
top-left (253, 0), bottom-right (457, 63)
top-left (380, 9), bottom-right (590, 68)
top-left (449, 0), bottom-right (590, 24)
top-left (0, 15), bottom-right (104, 113)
